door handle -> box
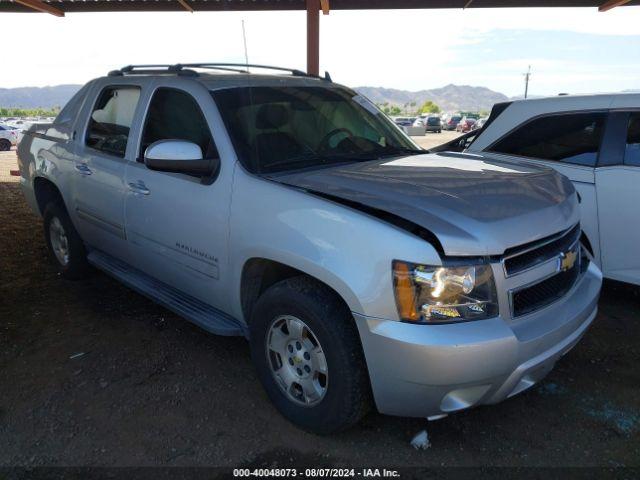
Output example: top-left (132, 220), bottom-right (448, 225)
top-left (128, 181), bottom-right (150, 196)
top-left (75, 163), bottom-right (92, 175)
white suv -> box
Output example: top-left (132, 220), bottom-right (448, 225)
top-left (468, 94), bottom-right (640, 286)
top-left (0, 124), bottom-right (19, 150)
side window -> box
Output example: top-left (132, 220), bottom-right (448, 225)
top-left (86, 86), bottom-right (140, 158)
top-left (489, 112), bottom-right (607, 167)
top-left (140, 88), bottom-right (217, 161)
top-left (55, 82), bottom-right (91, 127)
top-left (624, 113), bottom-right (640, 166)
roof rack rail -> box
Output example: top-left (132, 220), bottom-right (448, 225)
top-left (108, 64), bottom-right (198, 77)
top-left (108, 63), bottom-right (332, 82)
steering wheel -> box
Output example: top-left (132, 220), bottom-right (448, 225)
top-left (318, 127), bottom-right (355, 152)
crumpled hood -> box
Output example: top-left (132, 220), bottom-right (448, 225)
top-left (272, 151), bottom-right (579, 256)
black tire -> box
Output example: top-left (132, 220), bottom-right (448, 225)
top-left (0, 139), bottom-right (10, 151)
top-left (43, 202), bottom-right (89, 280)
top-left (249, 276), bottom-right (371, 434)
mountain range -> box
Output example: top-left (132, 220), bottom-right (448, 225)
top-left (0, 85), bottom-right (82, 110)
top-left (1, 83), bottom-right (510, 112)
top-left (355, 84), bottom-right (510, 112)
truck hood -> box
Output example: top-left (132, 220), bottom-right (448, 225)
top-left (272, 152), bottom-right (579, 257)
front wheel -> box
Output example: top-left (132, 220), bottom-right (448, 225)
top-left (0, 139), bottom-right (10, 151)
top-left (249, 276), bottom-right (371, 434)
top-left (43, 202), bottom-right (89, 280)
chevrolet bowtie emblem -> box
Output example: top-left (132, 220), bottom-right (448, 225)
top-left (558, 250), bottom-right (578, 272)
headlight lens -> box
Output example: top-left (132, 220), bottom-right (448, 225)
top-left (392, 260), bottom-right (498, 323)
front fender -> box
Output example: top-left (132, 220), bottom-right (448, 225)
top-left (228, 172), bottom-right (441, 322)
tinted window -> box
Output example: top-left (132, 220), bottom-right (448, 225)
top-left (141, 88), bottom-right (217, 160)
top-left (212, 86), bottom-right (417, 174)
top-left (86, 86), bottom-right (140, 157)
top-left (625, 112), bottom-right (640, 166)
top-left (489, 112), bottom-right (606, 166)
top-left (55, 83), bottom-right (91, 126)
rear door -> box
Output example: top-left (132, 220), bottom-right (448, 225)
top-left (595, 110), bottom-right (640, 285)
top-left (484, 111), bottom-right (606, 266)
top-left (72, 82), bottom-right (142, 260)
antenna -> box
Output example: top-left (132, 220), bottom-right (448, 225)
top-left (241, 19), bottom-right (250, 68)
top-left (523, 65), bottom-right (532, 99)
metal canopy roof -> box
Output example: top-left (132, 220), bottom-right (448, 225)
top-left (1, 0), bottom-right (638, 14)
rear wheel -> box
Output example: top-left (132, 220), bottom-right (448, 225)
top-left (0, 139), bottom-right (10, 151)
top-left (43, 202), bottom-right (89, 279)
top-left (249, 276), bottom-right (371, 434)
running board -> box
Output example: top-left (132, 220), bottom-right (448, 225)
top-left (87, 250), bottom-right (246, 337)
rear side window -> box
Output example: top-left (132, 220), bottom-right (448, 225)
top-left (55, 83), bottom-right (91, 126)
top-left (489, 112), bottom-right (606, 167)
top-left (86, 86), bottom-right (140, 158)
top-left (140, 88), bottom-right (217, 161)
top-left (625, 112), bottom-right (640, 166)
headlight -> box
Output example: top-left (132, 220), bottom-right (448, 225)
top-left (392, 260), bottom-right (498, 324)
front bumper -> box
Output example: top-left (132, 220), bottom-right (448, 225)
top-left (354, 261), bottom-right (601, 418)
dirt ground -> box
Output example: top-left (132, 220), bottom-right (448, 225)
top-left (0, 148), bottom-right (639, 469)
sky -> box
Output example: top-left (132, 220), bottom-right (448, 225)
top-left (1, 6), bottom-right (639, 97)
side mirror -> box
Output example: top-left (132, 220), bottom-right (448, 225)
top-left (144, 139), bottom-right (219, 176)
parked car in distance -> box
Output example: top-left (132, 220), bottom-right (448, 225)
top-left (468, 94), bottom-right (640, 286)
top-left (443, 115), bottom-right (462, 130)
top-left (429, 130), bottom-right (478, 153)
top-left (0, 124), bottom-right (19, 150)
top-left (393, 116), bottom-right (415, 127)
top-left (424, 116), bottom-right (442, 133)
top-left (456, 117), bottom-right (477, 133)
top-left (18, 64), bottom-right (601, 434)
top-left (474, 117), bottom-right (488, 130)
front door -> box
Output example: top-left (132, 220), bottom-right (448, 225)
top-left (72, 84), bottom-right (142, 259)
top-left (596, 110), bottom-right (640, 285)
top-left (123, 83), bottom-right (234, 311)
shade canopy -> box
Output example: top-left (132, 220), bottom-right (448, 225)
top-left (1, 0), bottom-right (638, 14)
top-left (1, 0), bottom-right (634, 75)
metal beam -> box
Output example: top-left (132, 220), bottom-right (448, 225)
top-left (177, 0), bottom-right (194, 12)
top-left (598, 0), bottom-right (631, 10)
top-left (320, 0), bottom-right (330, 14)
top-left (14, 0), bottom-right (64, 16)
top-left (307, 0), bottom-right (320, 75)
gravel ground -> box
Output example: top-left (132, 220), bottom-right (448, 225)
top-left (0, 149), bottom-right (639, 469)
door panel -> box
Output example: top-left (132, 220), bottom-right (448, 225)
top-left (596, 167), bottom-right (640, 285)
top-left (73, 152), bottom-right (128, 254)
top-left (123, 84), bottom-right (233, 312)
top-left (72, 84), bottom-right (141, 260)
top-left (123, 163), bottom-right (232, 309)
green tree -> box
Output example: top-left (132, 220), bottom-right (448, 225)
top-left (0, 106), bottom-right (60, 118)
top-left (420, 101), bottom-right (441, 114)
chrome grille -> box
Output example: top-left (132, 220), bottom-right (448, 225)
top-left (503, 224), bottom-right (581, 277)
top-left (510, 243), bottom-right (581, 318)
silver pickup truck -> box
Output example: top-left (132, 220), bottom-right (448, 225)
top-left (18, 64), bottom-right (602, 434)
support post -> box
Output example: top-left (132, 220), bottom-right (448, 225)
top-left (306, 0), bottom-right (320, 76)
top-left (14, 0), bottom-right (64, 16)
top-left (599, 0), bottom-right (631, 12)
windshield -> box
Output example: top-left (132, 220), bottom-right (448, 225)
top-left (211, 86), bottom-right (420, 174)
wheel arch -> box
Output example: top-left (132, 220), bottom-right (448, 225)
top-left (240, 257), bottom-right (361, 325)
top-left (33, 176), bottom-right (67, 216)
